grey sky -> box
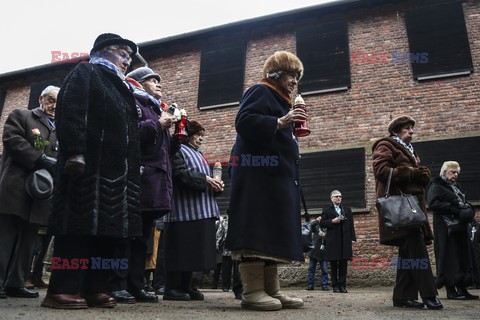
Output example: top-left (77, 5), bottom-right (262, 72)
top-left (0, 0), bottom-right (337, 74)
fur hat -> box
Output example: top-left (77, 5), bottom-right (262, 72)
top-left (263, 51), bottom-right (304, 80)
top-left (186, 120), bottom-right (205, 137)
top-left (387, 116), bottom-right (416, 135)
top-left (126, 67), bottom-right (161, 83)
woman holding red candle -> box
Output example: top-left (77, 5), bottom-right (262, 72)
top-left (226, 51), bottom-right (306, 311)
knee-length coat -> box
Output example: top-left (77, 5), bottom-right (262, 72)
top-left (225, 83), bottom-right (303, 261)
top-left (49, 63), bottom-right (141, 238)
top-left (320, 205), bottom-right (356, 261)
top-left (372, 137), bottom-right (434, 246)
top-left (0, 107), bottom-right (57, 226)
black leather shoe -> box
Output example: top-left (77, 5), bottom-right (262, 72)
top-left (130, 289), bottom-right (158, 303)
top-left (163, 289), bottom-right (191, 301)
top-left (447, 292), bottom-right (466, 300)
top-left (422, 297), bottom-right (443, 310)
top-left (154, 287), bottom-right (165, 295)
top-left (0, 287), bottom-right (6, 299)
top-left (322, 286), bottom-right (329, 291)
top-left (393, 299), bottom-right (424, 308)
top-left (108, 290), bottom-right (136, 304)
top-left (187, 288), bottom-right (204, 301)
top-left (333, 285), bottom-right (340, 293)
top-left (340, 286), bottom-right (348, 293)
top-left (446, 286), bottom-right (465, 300)
top-left (457, 287), bottom-right (479, 300)
top-left (306, 286), bottom-right (314, 291)
top-left (234, 292), bottom-right (242, 300)
top-left (145, 285), bottom-right (155, 292)
top-left (5, 287), bottom-right (39, 298)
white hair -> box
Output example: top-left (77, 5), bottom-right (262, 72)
top-left (440, 161), bottom-right (460, 178)
top-left (40, 85), bottom-right (60, 97)
top-left (330, 190), bottom-right (341, 198)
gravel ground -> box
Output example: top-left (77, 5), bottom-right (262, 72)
top-left (1, 286), bottom-right (479, 320)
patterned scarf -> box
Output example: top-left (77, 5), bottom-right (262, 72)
top-left (131, 86), bottom-right (161, 109)
top-left (442, 177), bottom-right (466, 206)
top-left (89, 51), bottom-right (125, 80)
top-left (391, 134), bottom-right (415, 157)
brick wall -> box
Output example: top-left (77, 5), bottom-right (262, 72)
top-left (1, 0), bottom-right (479, 286)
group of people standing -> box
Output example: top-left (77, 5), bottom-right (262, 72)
top-left (373, 115), bottom-right (478, 310)
top-left (0, 31), bottom-right (478, 314)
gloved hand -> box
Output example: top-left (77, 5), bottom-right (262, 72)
top-left (64, 154), bottom-right (86, 178)
top-left (412, 166), bottom-right (431, 184)
top-left (35, 154), bottom-right (57, 176)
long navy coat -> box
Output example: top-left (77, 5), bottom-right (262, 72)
top-left (225, 83), bottom-right (303, 261)
top-left (49, 63), bottom-right (142, 238)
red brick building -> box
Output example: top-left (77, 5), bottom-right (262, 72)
top-left (1, 0), bottom-right (479, 285)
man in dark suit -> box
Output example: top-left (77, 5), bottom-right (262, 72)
top-left (320, 190), bottom-right (356, 293)
top-left (0, 85), bottom-right (59, 299)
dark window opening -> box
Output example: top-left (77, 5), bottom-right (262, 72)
top-left (405, 2), bottom-right (473, 81)
top-left (198, 41), bottom-right (246, 110)
top-left (296, 20), bottom-right (351, 95)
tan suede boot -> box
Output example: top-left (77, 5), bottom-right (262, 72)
top-left (264, 264), bottom-right (304, 309)
top-left (238, 261), bottom-right (282, 311)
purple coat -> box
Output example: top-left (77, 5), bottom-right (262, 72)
top-left (135, 92), bottom-right (179, 215)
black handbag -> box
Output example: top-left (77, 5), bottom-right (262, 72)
top-left (442, 214), bottom-right (464, 235)
top-left (300, 186), bottom-right (314, 252)
top-left (376, 168), bottom-right (427, 229)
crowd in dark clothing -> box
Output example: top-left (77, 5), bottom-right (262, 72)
top-left (1, 33), bottom-right (480, 314)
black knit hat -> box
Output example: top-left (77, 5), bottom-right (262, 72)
top-left (90, 33), bottom-right (137, 56)
top-left (388, 116), bottom-right (415, 135)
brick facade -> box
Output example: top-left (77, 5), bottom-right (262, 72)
top-left (1, 0), bottom-right (479, 286)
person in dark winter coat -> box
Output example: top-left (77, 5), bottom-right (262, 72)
top-left (427, 161), bottom-right (479, 300)
top-left (226, 51), bottom-right (306, 311)
top-left (372, 115), bottom-right (442, 310)
top-left (106, 67), bottom-right (180, 304)
top-left (42, 33), bottom-right (140, 310)
top-left (163, 120), bottom-right (224, 302)
top-left (0, 85), bottom-right (59, 299)
top-left (306, 216), bottom-right (329, 291)
top-left (320, 190), bottom-right (356, 293)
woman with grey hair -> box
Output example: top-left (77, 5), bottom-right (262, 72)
top-left (427, 161), bottom-right (478, 300)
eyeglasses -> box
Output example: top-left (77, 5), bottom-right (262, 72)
top-left (116, 50), bottom-right (132, 64)
top-left (285, 71), bottom-right (299, 81)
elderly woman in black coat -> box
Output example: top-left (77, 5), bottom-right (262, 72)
top-left (226, 51), bottom-right (306, 311)
top-left (42, 33), bottom-right (141, 309)
top-left (427, 161), bottom-right (478, 300)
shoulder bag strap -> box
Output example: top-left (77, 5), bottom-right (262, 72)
top-left (300, 185), bottom-right (310, 222)
top-left (385, 168), bottom-right (393, 197)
